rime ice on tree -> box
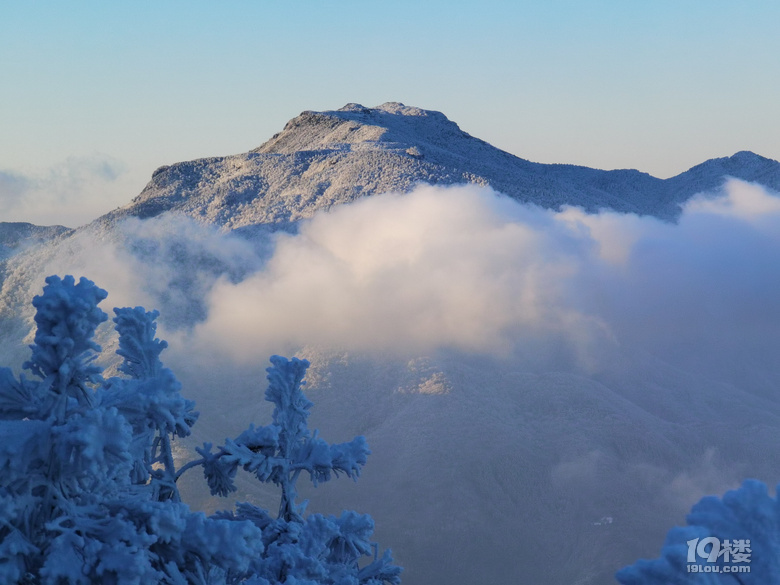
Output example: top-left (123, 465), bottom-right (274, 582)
top-left (188, 355), bottom-right (400, 584)
top-left (617, 479), bottom-right (779, 584)
top-left (0, 275), bottom-right (401, 585)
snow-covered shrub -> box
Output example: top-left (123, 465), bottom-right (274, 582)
top-left (617, 479), bottom-right (779, 584)
top-left (0, 275), bottom-right (401, 585)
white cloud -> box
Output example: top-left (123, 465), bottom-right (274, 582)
top-left (21, 177), bottom-right (777, 384)
top-left (686, 178), bottom-right (780, 220)
top-left (6, 178), bottom-right (780, 584)
top-left (160, 179), bottom-right (780, 380)
top-left (188, 185), bottom-right (612, 363)
top-left (0, 155), bottom-right (128, 227)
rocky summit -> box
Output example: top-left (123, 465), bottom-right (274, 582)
top-left (103, 102), bottom-right (780, 229)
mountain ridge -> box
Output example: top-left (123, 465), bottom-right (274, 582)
top-left (100, 102), bottom-right (780, 230)
top-left (0, 221), bottom-right (70, 261)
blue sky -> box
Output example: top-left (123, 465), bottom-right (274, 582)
top-left (2, 0), bottom-right (779, 226)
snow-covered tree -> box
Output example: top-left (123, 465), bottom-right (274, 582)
top-left (617, 479), bottom-right (779, 584)
top-left (186, 354), bottom-right (401, 585)
top-left (0, 275), bottom-right (400, 585)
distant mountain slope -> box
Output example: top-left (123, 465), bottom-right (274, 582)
top-left (103, 102), bottom-right (780, 228)
top-left (665, 150), bottom-right (780, 200)
top-left (0, 221), bottom-right (70, 261)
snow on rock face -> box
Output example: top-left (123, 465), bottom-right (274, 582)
top-left (255, 102), bottom-right (465, 155)
top-left (106, 102), bottom-right (493, 229)
top-left (0, 222), bottom-right (70, 261)
top-left (100, 103), bottom-right (780, 231)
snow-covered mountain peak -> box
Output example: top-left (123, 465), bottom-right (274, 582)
top-left (731, 150), bottom-right (762, 160)
top-left (254, 102), bottom-right (463, 156)
top-left (98, 104), bottom-right (780, 230)
top-left (664, 150), bottom-right (780, 198)
top-left (335, 101), bottom-right (438, 118)
top-left (692, 150), bottom-right (771, 171)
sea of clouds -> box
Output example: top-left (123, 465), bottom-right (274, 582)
top-left (6, 179), bottom-right (780, 584)
top-left (125, 179), bottom-right (780, 388)
top-left (24, 178), bottom-right (778, 374)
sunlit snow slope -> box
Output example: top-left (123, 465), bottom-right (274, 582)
top-left (103, 102), bottom-right (780, 227)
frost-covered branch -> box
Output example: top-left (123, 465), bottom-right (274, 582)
top-left (0, 275), bottom-right (401, 584)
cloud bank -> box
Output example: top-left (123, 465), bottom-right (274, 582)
top-left (6, 179), bottom-right (780, 585)
top-left (0, 155), bottom-right (127, 227)
top-left (191, 185), bottom-right (609, 362)
top-left (14, 178), bottom-right (780, 383)
top-left (173, 180), bottom-right (780, 381)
